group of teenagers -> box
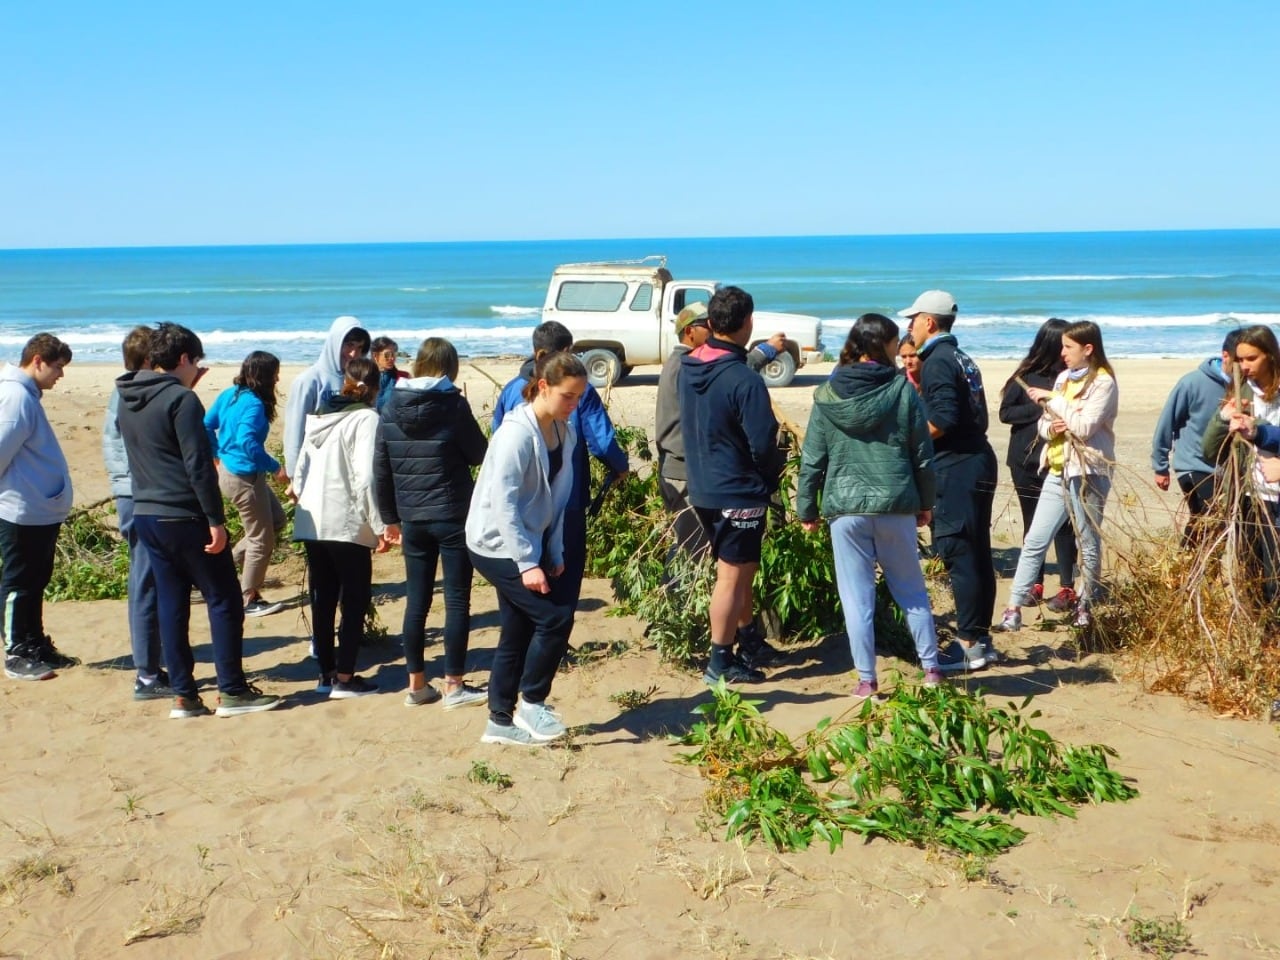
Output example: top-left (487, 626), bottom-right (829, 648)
top-left (3, 287), bottom-right (1276, 733)
top-left (0, 314), bottom-right (632, 746)
top-left (657, 287), bottom-right (1122, 700)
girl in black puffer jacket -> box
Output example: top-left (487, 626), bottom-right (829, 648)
top-left (374, 338), bottom-right (488, 709)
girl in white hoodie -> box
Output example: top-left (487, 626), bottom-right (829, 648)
top-left (291, 358), bottom-right (387, 698)
top-left (466, 352), bottom-right (586, 746)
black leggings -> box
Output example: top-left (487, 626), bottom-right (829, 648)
top-left (305, 540), bottom-right (372, 678)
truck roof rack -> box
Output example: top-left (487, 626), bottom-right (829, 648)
top-left (554, 255), bottom-right (667, 270)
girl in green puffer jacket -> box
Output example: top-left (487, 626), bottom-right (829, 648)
top-left (796, 313), bottom-right (942, 701)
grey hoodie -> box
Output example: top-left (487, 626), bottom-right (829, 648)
top-left (283, 316), bottom-right (367, 477)
top-left (1151, 356), bottom-right (1228, 477)
top-left (466, 403), bottom-right (576, 572)
top-left (102, 388), bottom-right (131, 498)
top-left (0, 364), bottom-right (73, 525)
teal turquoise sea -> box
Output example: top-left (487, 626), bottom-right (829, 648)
top-left (1, 230), bottom-right (1276, 364)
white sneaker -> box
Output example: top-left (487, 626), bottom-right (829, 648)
top-left (513, 700), bottom-right (567, 741)
top-left (442, 683), bottom-right (487, 710)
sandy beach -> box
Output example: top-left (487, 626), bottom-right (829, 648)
top-left (3, 356), bottom-right (1279, 959)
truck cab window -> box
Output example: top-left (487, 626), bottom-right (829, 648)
top-left (630, 283), bottom-right (653, 311)
top-left (556, 281), bottom-right (627, 312)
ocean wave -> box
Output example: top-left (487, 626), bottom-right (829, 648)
top-left (489, 305), bottom-right (540, 317)
top-left (959, 312), bottom-right (1280, 328)
top-left (107, 284), bottom-right (394, 296)
top-left (991, 274), bottom-right (1227, 282)
top-left (0, 324), bottom-right (540, 348)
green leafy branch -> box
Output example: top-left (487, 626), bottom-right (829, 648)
top-left (676, 680), bottom-right (1138, 855)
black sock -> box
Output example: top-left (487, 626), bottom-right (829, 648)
top-left (736, 622), bottom-right (762, 646)
top-left (711, 644), bottom-right (735, 671)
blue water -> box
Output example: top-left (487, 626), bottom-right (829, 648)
top-left (1, 230), bottom-right (1277, 364)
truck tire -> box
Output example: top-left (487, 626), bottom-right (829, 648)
top-left (579, 348), bottom-right (623, 388)
top-left (759, 349), bottom-right (797, 388)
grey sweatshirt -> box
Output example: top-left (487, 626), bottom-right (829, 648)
top-left (0, 364), bottom-right (73, 525)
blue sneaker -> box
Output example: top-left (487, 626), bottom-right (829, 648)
top-left (480, 720), bottom-right (541, 747)
top-left (514, 700), bottom-right (567, 741)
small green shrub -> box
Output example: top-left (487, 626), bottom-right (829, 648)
top-left (1124, 911), bottom-right (1193, 957)
top-left (466, 761), bottom-right (513, 790)
top-left (608, 685), bottom-right (660, 711)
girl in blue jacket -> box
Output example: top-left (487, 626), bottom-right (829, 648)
top-left (205, 351), bottom-right (288, 617)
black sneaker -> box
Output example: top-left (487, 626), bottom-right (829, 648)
top-left (738, 635), bottom-right (786, 669)
top-left (244, 598), bottom-right (284, 617)
top-left (133, 671), bottom-right (175, 701)
top-left (34, 638), bottom-right (79, 670)
top-left (703, 653), bottom-right (766, 686)
top-left (4, 653), bottom-right (56, 681)
top-left (329, 675), bottom-right (378, 699)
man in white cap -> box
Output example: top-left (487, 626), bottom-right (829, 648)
top-left (901, 291), bottom-right (998, 672)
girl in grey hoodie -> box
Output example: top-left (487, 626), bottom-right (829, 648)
top-left (466, 352), bottom-right (586, 746)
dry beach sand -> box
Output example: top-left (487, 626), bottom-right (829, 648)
top-left (3, 357), bottom-right (1280, 959)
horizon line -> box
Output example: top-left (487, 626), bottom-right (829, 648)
top-left (3, 226), bottom-right (1279, 255)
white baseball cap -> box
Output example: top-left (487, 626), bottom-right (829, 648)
top-left (899, 290), bottom-right (958, 319)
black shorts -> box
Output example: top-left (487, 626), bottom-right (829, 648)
top-left (694, 506), bottom-right (767, 565)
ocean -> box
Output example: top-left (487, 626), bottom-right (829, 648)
top-left (1, 230), bottom-right (1277, 364)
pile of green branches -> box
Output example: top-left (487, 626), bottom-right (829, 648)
top-left (677, 680), bottom-right (1138, 855)
top-left (584, 425), bottom-right (912, 664)
top-left (47, 501), bottom-right (130, 601)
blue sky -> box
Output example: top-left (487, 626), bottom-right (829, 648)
top-left (2, 1), bottom-right (1277, 248)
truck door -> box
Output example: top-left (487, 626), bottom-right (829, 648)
top-left (661, 282), bottom-right (717, 357)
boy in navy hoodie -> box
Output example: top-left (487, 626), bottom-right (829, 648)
top-left (679, 286), bottom-right (784, 684)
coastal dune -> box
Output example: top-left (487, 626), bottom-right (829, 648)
top-left (3, 357), bottom-right (1279, 959)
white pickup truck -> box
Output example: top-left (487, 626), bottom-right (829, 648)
top-left (540, 256), bottom-right (824, 388)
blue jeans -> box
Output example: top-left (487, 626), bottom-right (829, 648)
top-left (134, 515), bottom-right (248, 700)
top-left (115, 497), bottom-right (162, 677)
top-left (401, 519), bottom-right (472, 678)
top-left (830, 514), bottom-right (939, 682)
top-left (1009, 472), bottom-right (1111, 607)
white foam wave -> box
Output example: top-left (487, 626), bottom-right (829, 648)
top-left (992, 273), bottom-right (1226, 282)
top-left (489, 305), bottom-right (540, 317)
top-left (959, 312), bottom-right (1280, 328)
top-left (0, 324), bottom-right (540, 349)
top-left (109, 284), bottom-right (390, 295)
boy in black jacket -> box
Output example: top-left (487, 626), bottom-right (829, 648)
top-left (679, 286), bottom-right (785, 684)
top-left (902, 291), bottom-right (998, 672)
top-left (115, 323), bottom-right (282, 719)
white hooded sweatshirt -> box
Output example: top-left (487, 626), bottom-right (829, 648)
top-left (291, 403), bottom-right (384, 548)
